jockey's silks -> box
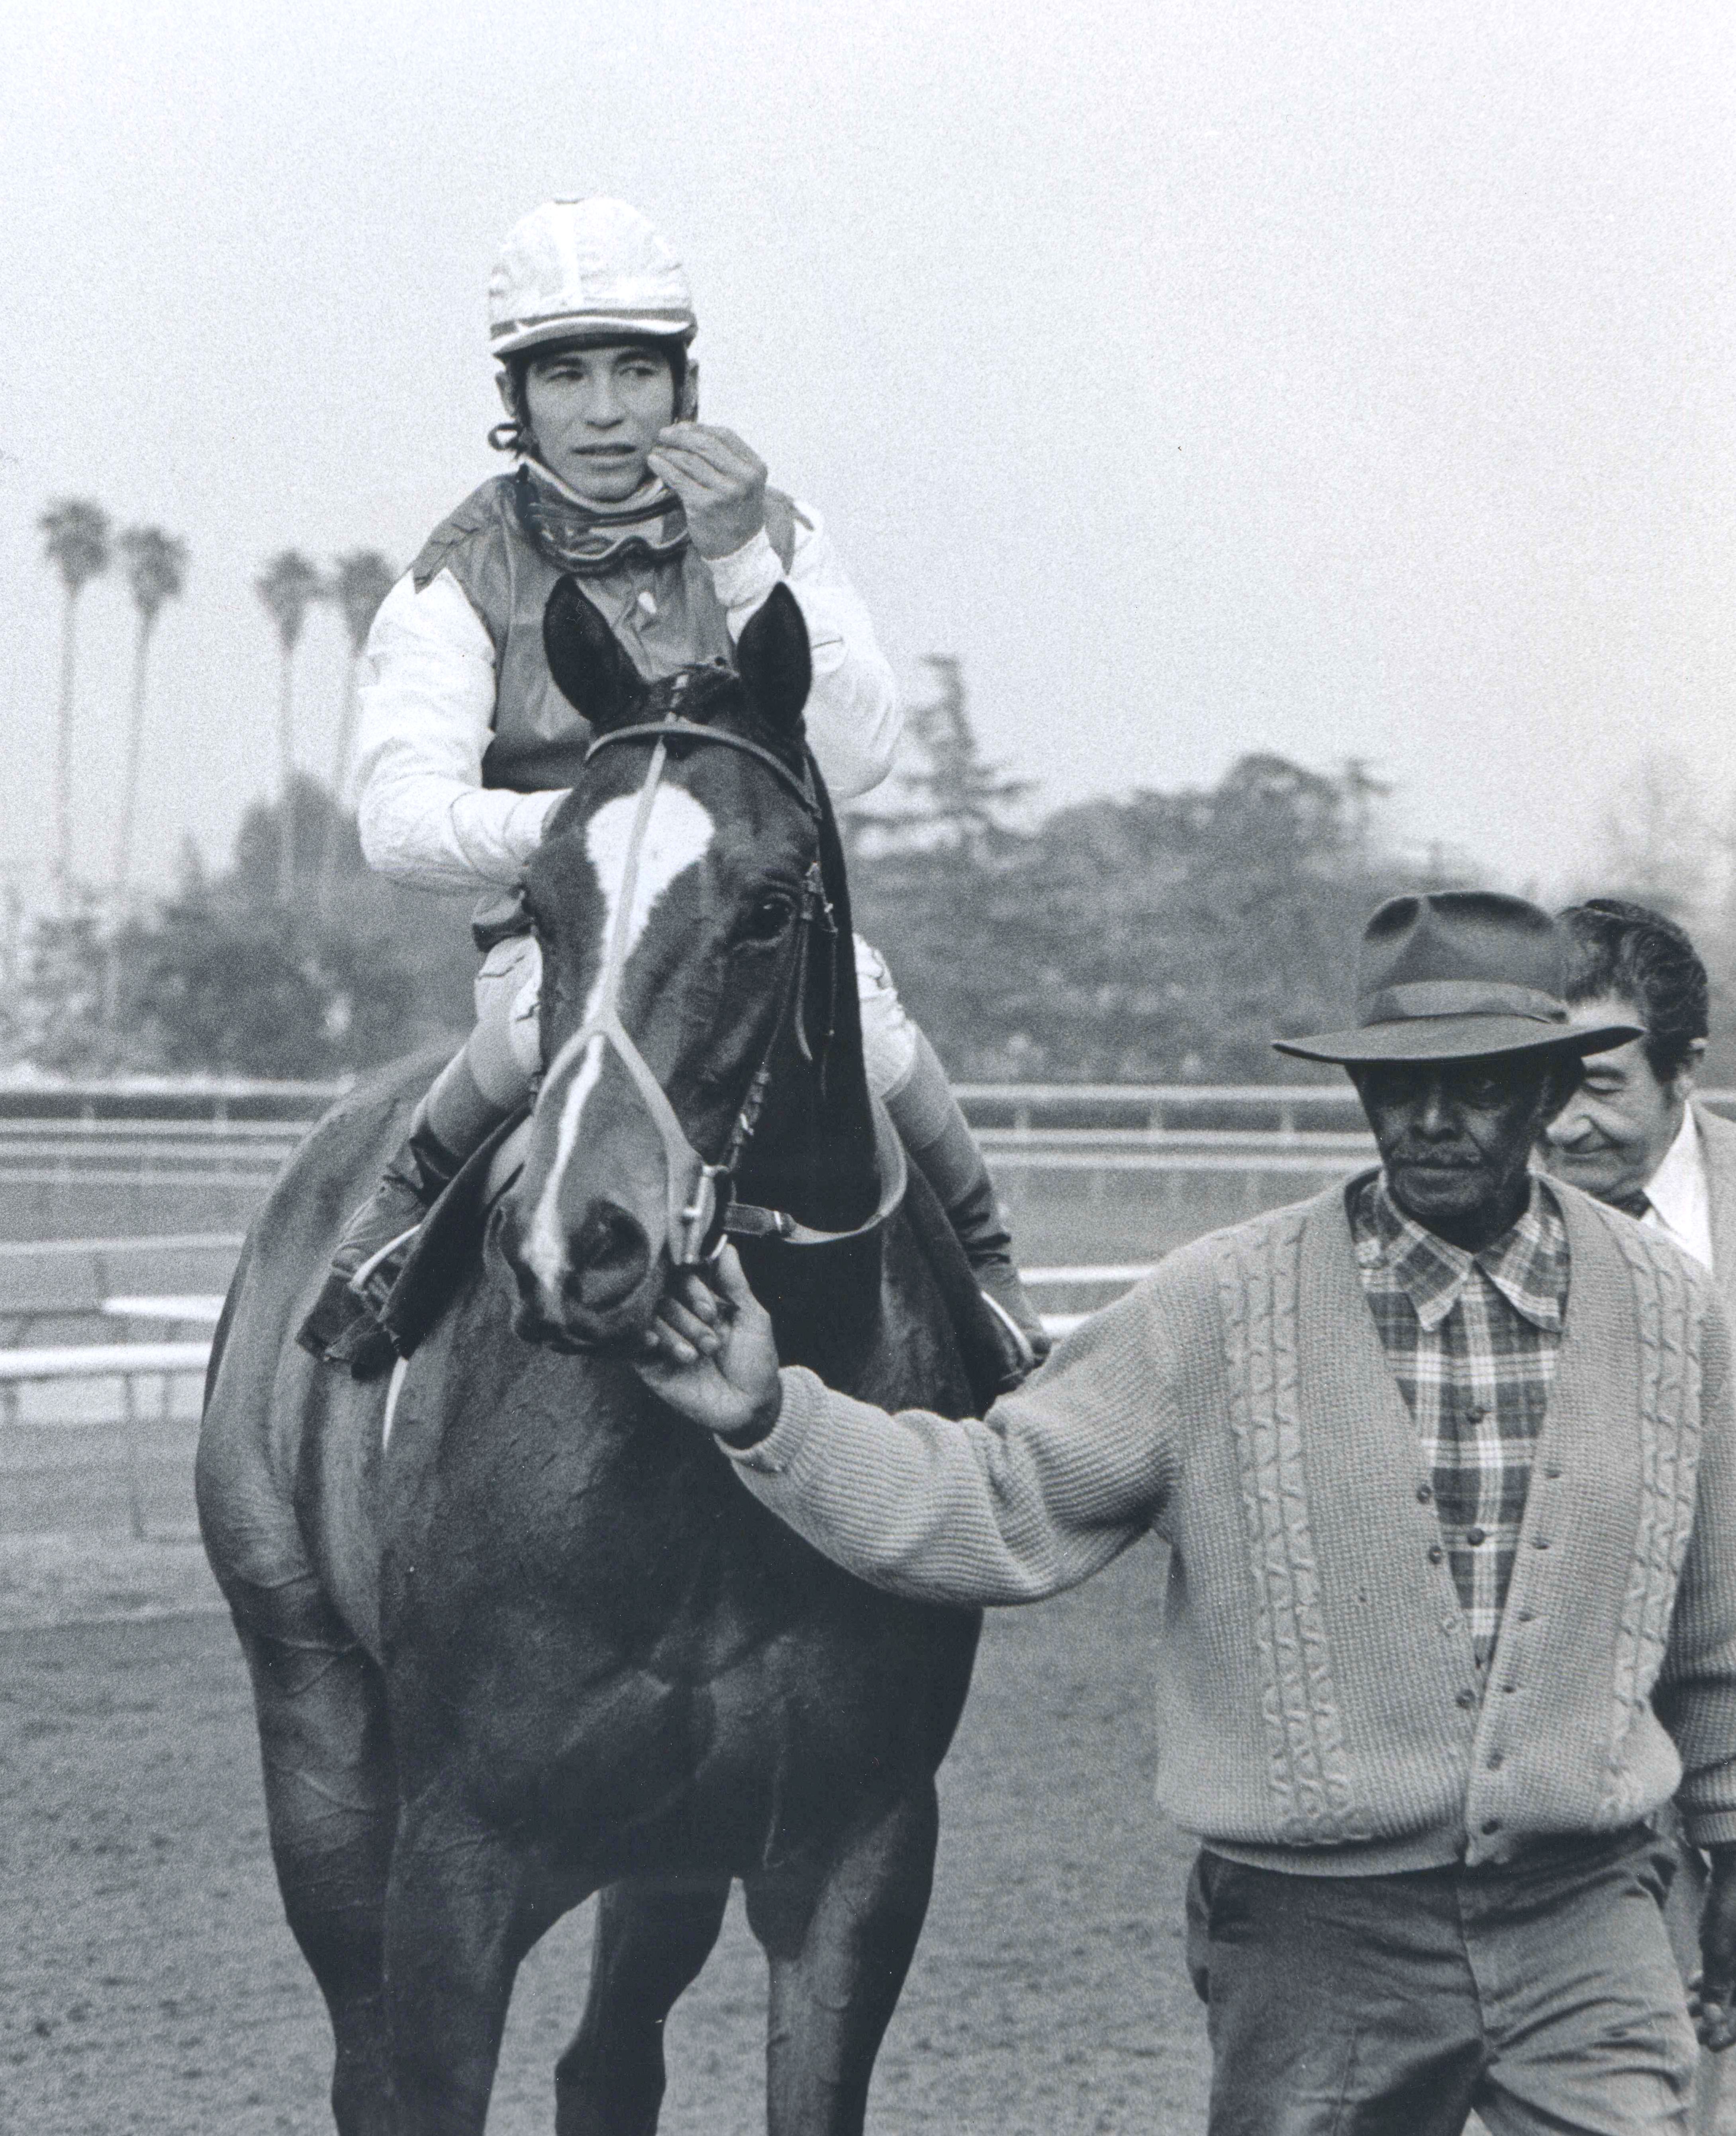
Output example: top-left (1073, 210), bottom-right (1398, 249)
top-left (407, 463), bottom-right (798, 796)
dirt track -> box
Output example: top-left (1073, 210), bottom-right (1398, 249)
top-left (2, 1542), bottom-right (1210, 2134)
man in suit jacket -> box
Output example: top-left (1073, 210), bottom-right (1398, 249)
top-left (1546, 898), bottom-right (1736, 1323)
top-left (1546, 896), bottom-right (1736, 2133)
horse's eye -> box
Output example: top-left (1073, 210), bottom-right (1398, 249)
top-left (742, 893), bottom-right (794, 943)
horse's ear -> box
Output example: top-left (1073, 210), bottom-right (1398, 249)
top-left (735, 583), bottom-right (811, 733)
top-left (543, 577), bottom-right (649, 732)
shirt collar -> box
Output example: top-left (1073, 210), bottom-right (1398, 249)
top-left (1362, 1171), bottom-right (1569, 1333)
top-left (1642, 1104), bottom-right (1707, 1239)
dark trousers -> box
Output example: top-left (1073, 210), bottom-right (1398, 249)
top-left (1185, 1829), bottom-right (1697, 2135)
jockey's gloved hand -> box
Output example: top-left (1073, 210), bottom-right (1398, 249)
top-left (647, 424), bottom-right (768, 559)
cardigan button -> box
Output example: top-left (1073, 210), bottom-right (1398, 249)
top-left (1481, 1818), bottom-right (1502, 1836)
top-left (1533, 1536), bottom-right (1550, 1550)
top-left (1456, 1689), bottom-right (1477, 1710)
top-left (1487, 1752), bottom-right (1504, 1769)
top-left (1441, 1614), bottom-right (1459, 1634)
top-left (1466, 1526), bottom-right (1487, 1547)
top-left (1429, 1545), bottom-right (1445, 1565)
top-left (1417, 1484), bottom-right (1434, 1504)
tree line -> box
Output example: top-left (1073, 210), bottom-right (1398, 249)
top-left (842, 661), bottom-right (1462, 1083)
top-left (25, 511), bottom-right (1733, 1087)
top-left (37, 495), bottom-right (396, 910)
top-left (6, 643), bottom-right (1469, 1084)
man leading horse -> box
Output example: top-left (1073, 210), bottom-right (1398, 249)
top-left (644, 889), bottom-right (1736, 2136)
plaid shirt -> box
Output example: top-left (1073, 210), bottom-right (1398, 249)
top-left (1350, 1171), bottom-right (1569, 1669)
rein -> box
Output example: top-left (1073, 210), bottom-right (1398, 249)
top-left (552, 716), bottom-right (902, 1267)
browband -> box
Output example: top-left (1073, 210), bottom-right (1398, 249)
top-left (586, 719), bottom-right (822, 817)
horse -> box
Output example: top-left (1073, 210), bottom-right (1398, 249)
top-left (197, 580), bottom-right (984, 2136)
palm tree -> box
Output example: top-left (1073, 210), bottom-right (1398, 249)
top-left (317, 549), bottom-right (397, 908)
top-left (113, 527), bottom-right (190, 898)
top-left (39, 499), bottom-right (112, 906)
top-left (255, 550), bottom-right (327, 903)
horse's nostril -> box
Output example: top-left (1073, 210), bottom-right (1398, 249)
top-left (567, 1200), bottom-right (652, 1313)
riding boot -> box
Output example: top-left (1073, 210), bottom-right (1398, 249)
top-left (298, 1051), bottom-right (509, 1372)
top-left (884, 1032), bottom-right (1051, 1388)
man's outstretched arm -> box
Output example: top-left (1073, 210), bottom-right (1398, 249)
top-left (633, 1247), bottom-right (1176, 1608)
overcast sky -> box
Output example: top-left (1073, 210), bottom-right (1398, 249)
top-left (2, 0), bottom-right (1732, 902)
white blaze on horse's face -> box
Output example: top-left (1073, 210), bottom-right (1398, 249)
top-left (522, 783), bottom-right (716, 1304)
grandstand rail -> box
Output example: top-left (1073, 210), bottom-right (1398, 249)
top-left (0, 1340), bottom-right (214, 1541)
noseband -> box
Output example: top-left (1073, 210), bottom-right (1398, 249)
top-left (545, 716), bottom-right (898, 1270)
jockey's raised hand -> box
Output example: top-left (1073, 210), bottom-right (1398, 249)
top-left (647, 423), bottom-right (769, 559)
top-left (636, 1246), bottom-right (783, 1444)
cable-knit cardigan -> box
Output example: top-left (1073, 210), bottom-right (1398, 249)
top-left (727, 1175), bottom-right (1736, 1874)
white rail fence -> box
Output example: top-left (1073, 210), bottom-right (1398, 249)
top-left (0, 1264), bottom-right (1146, 1543)
top-left (0, 1339), bottom-right (214, 1542)
top-left (5, 1085), bottom-right (1731, 1185)
top-left (16, 1069), bottom-right (1699, 1542)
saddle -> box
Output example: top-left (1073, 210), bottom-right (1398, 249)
top-left (348, 1105), bottom-right (1023, 1415)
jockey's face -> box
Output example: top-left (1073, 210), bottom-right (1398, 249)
top-left (523, 342), bottom-right (679, 504)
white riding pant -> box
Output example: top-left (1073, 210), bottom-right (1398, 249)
top-left (469, 930), bottom-right (918, 1108)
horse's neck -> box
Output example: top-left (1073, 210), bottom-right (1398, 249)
top-left (732, 1018), bottom-right (890, 1388)
top-left (733, 985), bottom-right (882, 1234)
top-left (742, 1230), bottom-right (885, 1389)
top-left (745, 1218), bottom-right (974, 1423)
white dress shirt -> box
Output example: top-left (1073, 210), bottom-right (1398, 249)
top-left (353, 500), bottom-right (900, 894)
top-left (1643, 1104), bottom-right (1715, 1272)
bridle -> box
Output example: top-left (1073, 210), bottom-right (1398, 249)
top-left (541, 715), bottom-right (904, 1270)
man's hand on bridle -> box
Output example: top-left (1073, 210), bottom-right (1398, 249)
top-left (633, 1244), bottom-right (783, 1446)
top-left (648, 424), bottom-right (769, 561)
top-left (1692, 1844), bottom-right (1736, 2050)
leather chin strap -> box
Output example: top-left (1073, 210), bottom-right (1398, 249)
top-left (552, 718), bottom-right (905, 1268)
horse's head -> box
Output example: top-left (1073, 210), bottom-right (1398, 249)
top-left (494, 578), bottom-right (831, 1350)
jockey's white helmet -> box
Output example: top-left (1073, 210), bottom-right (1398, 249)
top-left (488, 198), bottom-right (698, 361)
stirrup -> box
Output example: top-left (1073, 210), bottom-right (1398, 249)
top-left (345, 1225), bottom-right (423, 1321)
top-left (979, 1288), bottom-right (1038, 1375)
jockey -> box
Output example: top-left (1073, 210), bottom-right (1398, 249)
top-left (302, 196), bottom-right (1050, 1383)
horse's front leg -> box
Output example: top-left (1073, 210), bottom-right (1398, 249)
top-left (384, 1779), bottom-right (569, 2135)
top-left (743, 1781), bottom-right (941, 2136)
top-left (555, 1874), bottom-right (733, 2136)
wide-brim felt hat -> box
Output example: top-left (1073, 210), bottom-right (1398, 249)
top-left (1273, 890), bottom-right (1645, 1066)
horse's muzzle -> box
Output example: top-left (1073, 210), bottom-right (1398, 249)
top-left (496, 1194), bottom-right (659, 1350)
